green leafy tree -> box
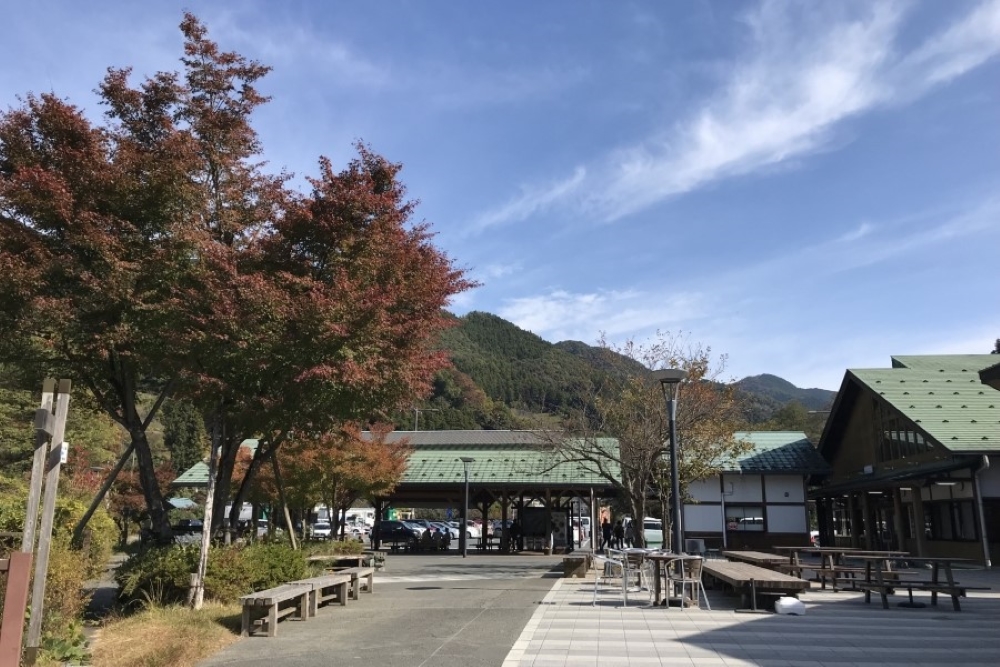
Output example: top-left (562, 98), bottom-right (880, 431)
top-left (162, 399), bottom-right (207, 475)
top-left (550, 333), bottom-right (751, 549)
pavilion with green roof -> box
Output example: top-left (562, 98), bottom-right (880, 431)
top-left (365, 430), bottom-right (620, 552)
top-left (812, 354), bottom-right (1000, 565)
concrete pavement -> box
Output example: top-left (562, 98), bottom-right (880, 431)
top-left (198, 552), bottom-right (564, 667)
top-left (198, 552), bottom-right (1000, 667)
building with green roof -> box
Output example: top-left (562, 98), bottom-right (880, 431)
top-left (812, 355), bottom-right (1000, 565)
top-left (684, 431), bottom-right (830, 552)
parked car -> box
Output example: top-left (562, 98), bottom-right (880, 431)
top-left (172, 519), bottom-right (203, 534)
top-left (452, 520), bottom-right (480, 539)
top-left (431, 521), bottom-right (460, 540)
top-left (312, 521), bottom-right (333, 540)
top-left (373, 520), bottom-right (422, 547)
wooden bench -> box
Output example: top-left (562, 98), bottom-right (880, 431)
top-left (240, 584), bottom-right (310, 637)
top-left (340, 566), bottom-right (375, 599)
top-left (809, 565), bottom-right (901, 591)
top-left (290, 572), bottom-right (353, 617)
top-left (857, 579), bottom-right (990, 611)
top-left (702, 560), bottom-right (810, 610)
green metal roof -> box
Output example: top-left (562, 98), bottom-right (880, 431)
top-left (171, 439), bottom-right (258, 487)
top-left (383, 431), bottom-right (618, 487)
top-left (850, 368), bottom-right (999, 453)
top-left (890, 355), bottom-right (999, 373)
top-left (720, 431), bottom-right (830, 474)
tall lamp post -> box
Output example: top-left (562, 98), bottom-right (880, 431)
top-left (653, 369), bottom-right (687, 554)
top-left (460, 457), bottom-right (475, 558)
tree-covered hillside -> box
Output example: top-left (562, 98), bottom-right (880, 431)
top-left (405, 311), bottom-right (834, 434)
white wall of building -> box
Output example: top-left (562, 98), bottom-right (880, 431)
top-left (723, 474), bottom-right (763, 502)
top-left (764, 475), bottom-right (805, 503)
top-left (688, 478), bottom-right (720, 503)
top-left (766, 504), bottom-right (808, 533)
top-left (685, 503), bottom-right (724, 532)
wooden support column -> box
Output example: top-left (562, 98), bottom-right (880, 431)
top-left (891, 488), bottom-right (906, 552)
top-left (860, 492), bottom-right (873, 551)
top-left (846, 494), bottom-right (860, 548)
top-left (500, 488), bottom-right (509, 553)
top-left (911, 489), bottom-right (927, 557)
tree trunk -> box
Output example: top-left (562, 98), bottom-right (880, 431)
top-left (129, 427), bottom-right (171, 542)
top-left (210, 432), bottom-right (242, 533)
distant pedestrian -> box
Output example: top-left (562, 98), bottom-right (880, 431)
top-left (624, 520), bottom-right (635, 548)
top-left (600, 518), bottom-right (612, 553)
top-left (613, 520), bottom-right (625, 550)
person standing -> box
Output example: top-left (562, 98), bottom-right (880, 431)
top-left (624, 520), bottom-right (635, 549)
top-left (600, 518), bottom-right (612, 553)
top-left (613, 520), bottom-right (625, 550)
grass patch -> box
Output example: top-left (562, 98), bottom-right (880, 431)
top-left (90, 603), bottom-right (240, 667)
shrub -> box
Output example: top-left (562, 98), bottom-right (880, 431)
top-left (116, 544), bottom-right (199, 606)
top-left (117, 541), bottom-right (311, 606)
top-left (243, 542), bottom-right (308, 591)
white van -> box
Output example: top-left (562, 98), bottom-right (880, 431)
top-left (623, 517), bottom-right (663, 547)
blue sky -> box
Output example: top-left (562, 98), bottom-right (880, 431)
top-left (3, 1), bottom-right (998, 390)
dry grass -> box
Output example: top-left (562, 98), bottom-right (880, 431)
top-left (90, 602), bottom-right (241, 667)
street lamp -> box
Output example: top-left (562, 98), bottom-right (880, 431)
top-left (460, 456), bottom-right (475, 558)
top-left (653, 368), bottom-right (687, 554)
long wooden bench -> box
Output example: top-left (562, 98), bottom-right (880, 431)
top-left (240, 584), bottom-right (310, 637)
top-left (340, 566), bottom-right (375, 599)
top-left (291, 572), bottom-right (353, 617)
top-left (702, 560), bottom-right (810, 610)
top-left (808, 565), bottom-right (902, 591)
top-left (857, 579), bottom-right (990, 611)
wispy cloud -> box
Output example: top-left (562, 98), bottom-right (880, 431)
top-left (497, 289), bottom-right (706, 342)
top-left (467, 167), bottom-right (586, 234)
top-left (475, 1), bottom-right (1000, 224)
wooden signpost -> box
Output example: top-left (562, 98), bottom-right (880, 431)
top-left (21, 379), bottom-right (72, 666)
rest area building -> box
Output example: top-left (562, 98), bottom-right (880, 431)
top-left (811, 355), bottom-right (1000, 565)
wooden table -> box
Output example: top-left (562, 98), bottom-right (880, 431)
top-left (701, 560), bottom-right (810, 610)
top-left (856, 555), bottom-right (986, 611)
top-left (722, 550), bottom-right (789, 569)
top-left (771, 547), bottom-right (906, 591)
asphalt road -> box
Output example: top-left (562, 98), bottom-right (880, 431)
top-left (198, 552), bottom-right (564, 667)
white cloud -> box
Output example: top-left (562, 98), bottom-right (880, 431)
top-left (836, 222), bottom-right (874, 243)
top-left (497, 288), bottom-right (706, 342)
top-left (475, 1), bottom-right (1000, 224)
top-left (467, 167), bottom-right (586, 233)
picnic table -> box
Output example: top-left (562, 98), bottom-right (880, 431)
top-left (701, 560), bottom-right (810, 611)
top-left (722, 550), bottom-right (789, 569)
top-left (771, 546), bottom-right (907, 591)
top-left (855, 555), bottom-right (989, 611)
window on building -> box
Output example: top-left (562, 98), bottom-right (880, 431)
top-left (726, 506), bottom-right (765, 532)
top-left (925, 501), bottom-right (978, 541)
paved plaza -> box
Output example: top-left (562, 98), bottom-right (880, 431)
top-left (198, 553), bottom-right (1000, 667)
top-left (507, 561), bottom-right (1000, 667)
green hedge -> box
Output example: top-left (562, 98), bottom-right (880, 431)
top-left (115, 542), bottom-right (309, 606)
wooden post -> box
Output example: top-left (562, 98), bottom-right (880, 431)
top-left (24, 379), bottom-right (71, 665)
top-left (0, 553), bottom-right (33, 666)
top-left (192, 412), bottom-right (221, 610)
top-left (21, 380), bottom-right (55, 554)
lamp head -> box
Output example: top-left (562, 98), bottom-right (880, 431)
top-left (459, 456), bottom-right (475, 463)
top-left (652, 368), bottom-right (687, 385)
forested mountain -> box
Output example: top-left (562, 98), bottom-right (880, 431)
top-left (404, 311), bottom-right (835, 433)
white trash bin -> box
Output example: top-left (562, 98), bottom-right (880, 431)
top-left (774, 597), bottom-right (806, 615)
